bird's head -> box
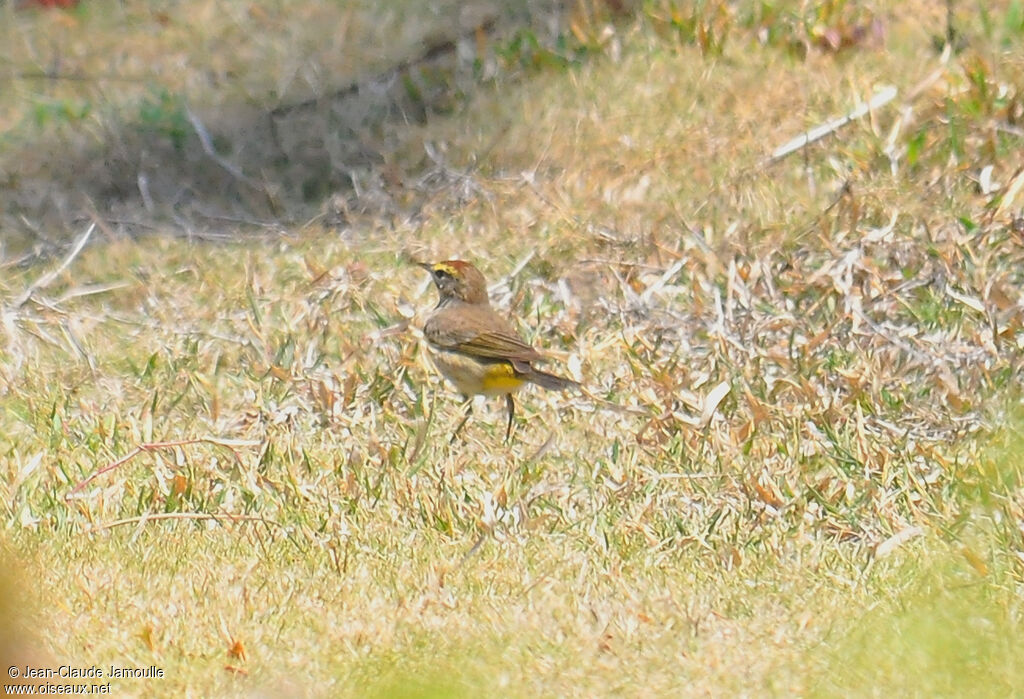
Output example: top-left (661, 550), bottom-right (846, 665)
top-left (419, 260), bottom-right (489, 306)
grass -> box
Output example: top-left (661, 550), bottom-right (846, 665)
top-left (2, 0), bottom-right (1024, 696)
top-left (0, 0), bottom-right (558, 250)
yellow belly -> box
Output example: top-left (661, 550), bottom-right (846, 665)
top-left (428, 348), bottom-right (526, 397)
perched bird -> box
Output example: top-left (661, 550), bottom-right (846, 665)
top-left (419, 259), bottom-right (579, 441)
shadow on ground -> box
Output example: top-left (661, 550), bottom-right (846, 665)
top-left (0, 0), bottom-right (595, 256)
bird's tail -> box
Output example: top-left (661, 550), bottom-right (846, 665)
top-left (524, 368), bottom-right (580, 392)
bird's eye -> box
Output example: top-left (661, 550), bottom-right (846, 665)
top-left (435, 269), bottom-right (451, 279)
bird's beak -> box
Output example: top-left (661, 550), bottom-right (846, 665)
top-left (416, 261), bottom-right (433, 272)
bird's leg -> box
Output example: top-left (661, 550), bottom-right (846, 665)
top-left (450, 397), bottom-right (473, 444)
top-left (504, 393), bottom-right (515, 443)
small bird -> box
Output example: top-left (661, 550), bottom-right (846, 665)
top-left (419, 259), bottom-right (579, 441)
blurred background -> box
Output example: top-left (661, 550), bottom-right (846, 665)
top-left (0, 0), bottom-right (592, 255)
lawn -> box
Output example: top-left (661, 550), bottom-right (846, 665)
top-left (1, 0), bottom-right (1023, 696)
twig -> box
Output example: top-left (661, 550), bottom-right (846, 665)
top-left (524, 432), bottom-right (557, 465)
top-left (185, 107), bottom-right (257, 186)
top-left (766, 85), bottom-right (898, 164)
top-left (10, 222), bottom-right (95, 308)
top-left (790, 179), bottom-right (853, 242)
top-left (59, 318), bottom-right (96, 371)
top-left (55, 281), bottom-right (133, 305)
top-left (67, 437), bottom-right (262, 497)
top-left (14, 70), bottom-right (149, 83)
top-left (82, 512), bottom-right (287, 534)
top-left (268, 14), bottom-right (498, 121)
top-left (577, 387), bottom-right (652, 416)
top-left (995, 122), bottom-right (1024, 139)
top-left (491, 250), bottom-right (536, 294)
top-left (639, 258), bottom-right (687, 305)
top-left (457, 532), bottom-right (488, 567)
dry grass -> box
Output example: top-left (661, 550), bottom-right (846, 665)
top-left (0, 0), bottom-right (552, 246)
top-left (2, 0), bottom-right (1024, 696)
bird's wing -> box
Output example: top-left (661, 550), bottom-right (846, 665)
top-left (455, 330), bottom-right (542, 362)
top-left (424, 306), bottom-right (543, 363)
